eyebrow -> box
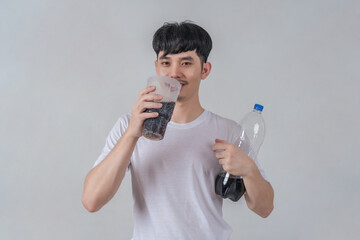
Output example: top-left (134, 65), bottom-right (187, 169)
top-left (180, 56), bottom-right (194, 61)
top-left (158, 55), bottom-right (194, 61)
top-left (159, 55), bottom-right (170, 60)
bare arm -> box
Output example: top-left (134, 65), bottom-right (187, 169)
top-left (81, 86), bottom-right (163, 212)
top-left (212, 139), bottom-right (274, 218)
top-left (81, 132), bottom-right (139, 212)
top-left (243, 164), bottom-right (274, 218)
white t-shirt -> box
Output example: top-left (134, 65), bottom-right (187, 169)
top-left (94, 110), bottom-right (267, 240)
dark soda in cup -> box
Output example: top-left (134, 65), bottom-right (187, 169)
top-left (143, 102), bottom-right (176, 140)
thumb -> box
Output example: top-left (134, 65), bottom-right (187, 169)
top-left (215, 138), bottom-right (228, 143)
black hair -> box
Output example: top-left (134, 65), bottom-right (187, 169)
top-left (152, 21), bottom-right (212, 63)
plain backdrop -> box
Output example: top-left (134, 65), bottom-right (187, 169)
top-left (1, 0), bottom-right (359, 239)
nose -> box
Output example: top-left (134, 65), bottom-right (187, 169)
top-left (168, 65), bottom-right (182, 79)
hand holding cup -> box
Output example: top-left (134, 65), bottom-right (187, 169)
top-left (126, 86), bottom-right (163, 138)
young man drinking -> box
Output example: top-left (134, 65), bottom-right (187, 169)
top-left (82, 21), bottom-right (274, 240)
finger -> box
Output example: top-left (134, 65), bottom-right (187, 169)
top-left (138, 102), bottom-right (163, 113)
top-left (215, 138), bottom-right (229, 144)
top-left (215, 151), bottom-right (225, 159)
top-left (218, 158), bottom-right (226, 166)
top-left (212, 142), bottom-right (230, 152)
top-left (140, 93), bottom-right (163, 102)
top-left (140, 112), bottom-right (159, 119)
top-left (139, 86), bottom-right (157, 97)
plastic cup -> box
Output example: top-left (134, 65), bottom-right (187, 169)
top-left (142, 76), bottom-right (181, 140)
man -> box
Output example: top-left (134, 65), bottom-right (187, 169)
top-left (82, 21), bottom-right (274, 239)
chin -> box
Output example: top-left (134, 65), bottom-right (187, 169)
top-left (176, 96), bottom-right (186, 102)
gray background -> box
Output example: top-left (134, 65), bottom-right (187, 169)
top-left (1, 0), bottom-right (359, 239)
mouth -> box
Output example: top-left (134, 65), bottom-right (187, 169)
top-left (178, 80), bottom-right (188, 88)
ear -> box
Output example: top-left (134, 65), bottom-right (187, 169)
top-left (154, 60), bottom-right (159, 75)
top-left (201, 62), bottom-right (212, 80)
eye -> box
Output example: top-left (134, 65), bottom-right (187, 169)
top-left (161, 61), bottom-right (170, 66)
top-left (182, 62), bottom-right (192, 66)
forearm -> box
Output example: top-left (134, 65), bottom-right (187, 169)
top-left (81, 131), bottom-right (138, 212)
top-left (243, 164), bottom-right (274, 218)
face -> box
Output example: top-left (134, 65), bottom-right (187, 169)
top-left (155, 50), bottom-right (211, 102)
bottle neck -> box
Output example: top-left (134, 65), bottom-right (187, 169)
top-left (253, 109), bottom-right (262, 114)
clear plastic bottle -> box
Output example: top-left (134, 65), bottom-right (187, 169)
top-left (215, 104), bottom-right (266, 202)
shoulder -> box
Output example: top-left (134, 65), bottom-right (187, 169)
top-left (117, 113), bottom-right (131, 126)
top-left (205, 110), bottom-right (242, 144)
top-left (206, 111), bottom-right (240, 129)
top-left (111, 113), bottom-right (131, 136)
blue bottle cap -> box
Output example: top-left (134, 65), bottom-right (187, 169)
top-left (254, 104), bottom-right (264, 111)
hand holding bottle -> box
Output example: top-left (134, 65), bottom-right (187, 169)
top-left (212, 139), bottom-right (256, 177)
top-left (214, 104), bottom-right (266, 202)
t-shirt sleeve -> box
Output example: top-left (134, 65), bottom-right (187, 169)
top-left (93, 114), bottom-right (130, 168)
top-left (230, 123), bottom-right (269, 182)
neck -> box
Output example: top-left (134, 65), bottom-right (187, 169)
top-left (171, 96), bottom-right (204, 124)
